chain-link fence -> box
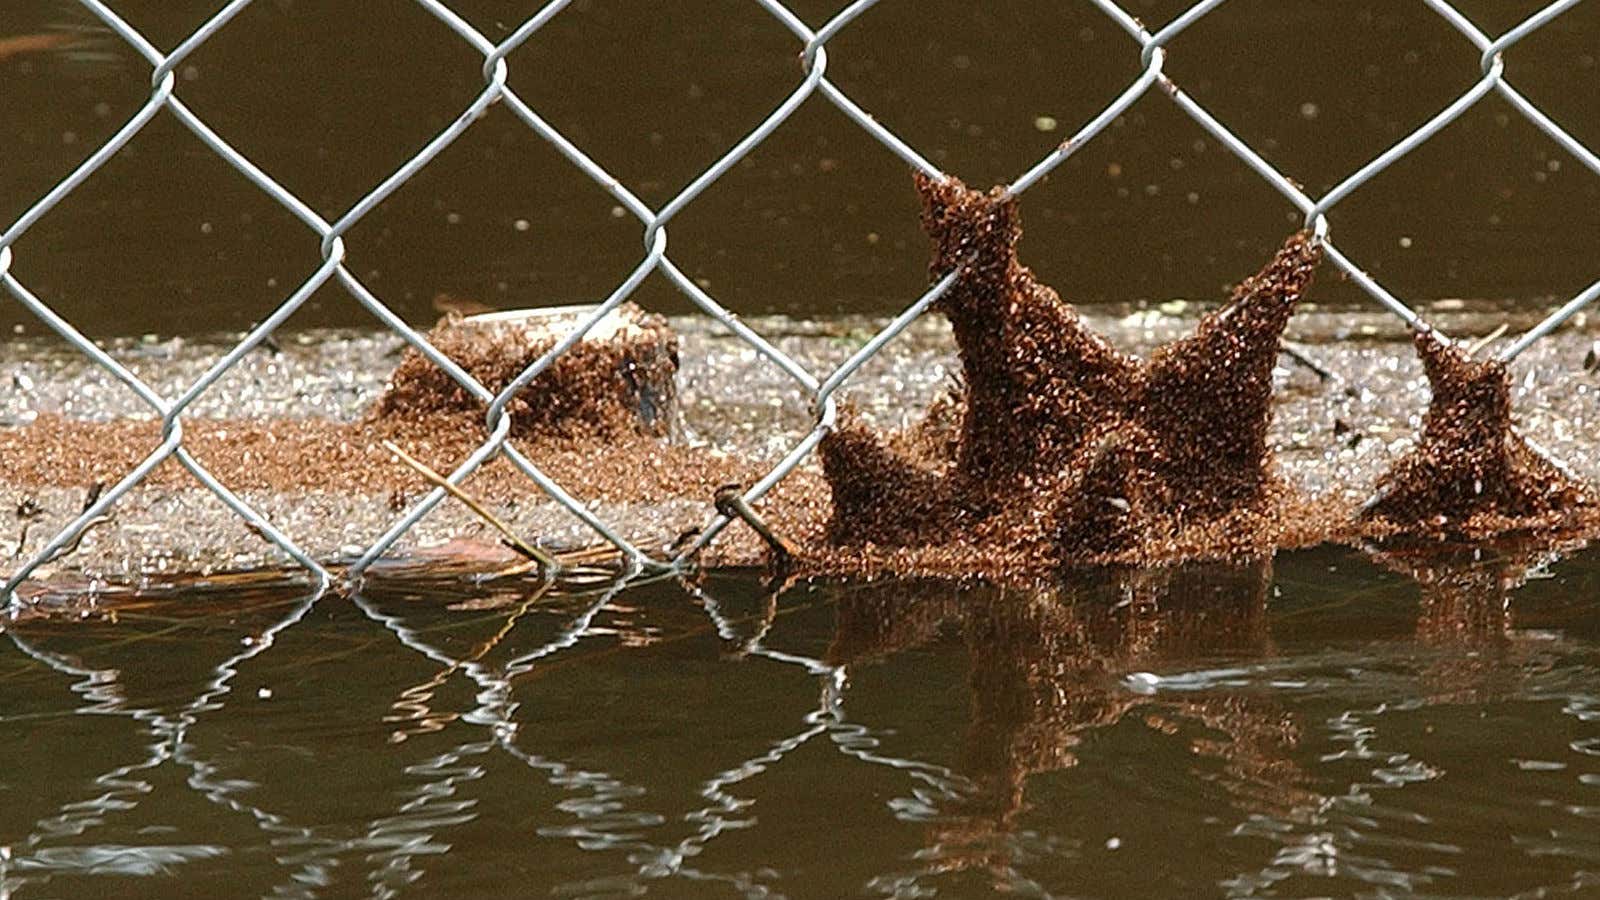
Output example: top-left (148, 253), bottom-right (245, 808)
top-left (3, 0), bottom-right (1599, 604)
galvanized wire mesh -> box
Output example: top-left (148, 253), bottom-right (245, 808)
top-left (3, 0), bottom-right (1599, 604)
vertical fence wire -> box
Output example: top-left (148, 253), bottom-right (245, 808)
top-left (3, 0), bottom-right (1598, 605)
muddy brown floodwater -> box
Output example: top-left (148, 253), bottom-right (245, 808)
top-left (4, 546), bottom-right (1600, 897)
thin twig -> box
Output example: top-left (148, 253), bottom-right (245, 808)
top-left (1466, 323), bottom-right (1509, 357)
top-left (382, 439), bottom-right (557, 572)
top-left (473, 542), bottom-right (621, 582)
top-left (38, 482), bottom-right (112, 565)
top-left (486, 557), bottom-right (543, 580)
top-left (556, 544), bottom-right (623, 567)
top-left (42, 516), bottom-right (110, 564)
top-left (1278, 340), bottom-right (1334, 383)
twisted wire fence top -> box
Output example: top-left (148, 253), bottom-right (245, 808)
top-left (3, 0), bottom-right (1598, 603)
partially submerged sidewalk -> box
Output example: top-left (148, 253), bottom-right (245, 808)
top-left (3, 297), bottom-right (1596, 591)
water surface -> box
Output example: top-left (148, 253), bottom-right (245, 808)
top-left (3, 1), bottom-right (1597, 336)
top-left (3, 543), bottom-right (1599, 897)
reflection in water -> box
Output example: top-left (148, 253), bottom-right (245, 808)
top-left (1228, 538), bottom-right (1600, 897)
top-left (382, 580), bottom-right (556, 744)
top-left (825, 562), bottom-right (1314, 891)
top-left (2, 548), bottom-right (1599, 896)
top-left (1371, 534), bottom-right (1582, 641)
top-left (1368, 534), bottom-right (1589, 704)
top-left (347, 576), bottom-right (667, 897)
top-left (2, 589), bottom-right (329, 893)
top-left (0, 4), bottom-right (120, 71)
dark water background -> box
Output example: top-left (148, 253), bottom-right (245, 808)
top-left (3, 544), bottom-right (1600, 897)
top-left (2, 0), bottom-right (1598, 336)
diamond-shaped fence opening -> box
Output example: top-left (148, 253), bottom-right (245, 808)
top-left (1159, 0), bottom-right (1490, 190)
top-left (660, 100), bottom-right (931, 317)
top-left (4, 0), bottom-right (1600, 606)
top-left (17, 117), bottom-right (337, 336)
top-left (499, 0), bottom-right (806, 201)
top-left (340, 107), bottom-right (647, 307)
top-left (1008, 96), bottom-right (1314, 304)
top-left (174, 0), bottom-right (494, 217)
top-left (1327, 98), bottom-right (1600, 311)
top-left (811, 0), bottom-right (1151, 182)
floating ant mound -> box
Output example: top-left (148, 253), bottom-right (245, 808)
top-left (1360, 328), bottom-right (1596, 538)
top-left (375, 303), bottom-right (679, 440)
top-left (817, 174), bottom-right (1327, 572)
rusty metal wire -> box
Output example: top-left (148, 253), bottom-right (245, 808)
top-left (2, 0), bottom-right (1598, 605)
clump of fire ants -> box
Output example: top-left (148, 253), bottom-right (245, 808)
top-left (791, 174), bottom-right (1599, 576)
top-left (2, 172), bottom-right (1593, 586)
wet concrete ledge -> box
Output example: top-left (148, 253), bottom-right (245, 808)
top-left (1, 306), bottom-right (1597, 592)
